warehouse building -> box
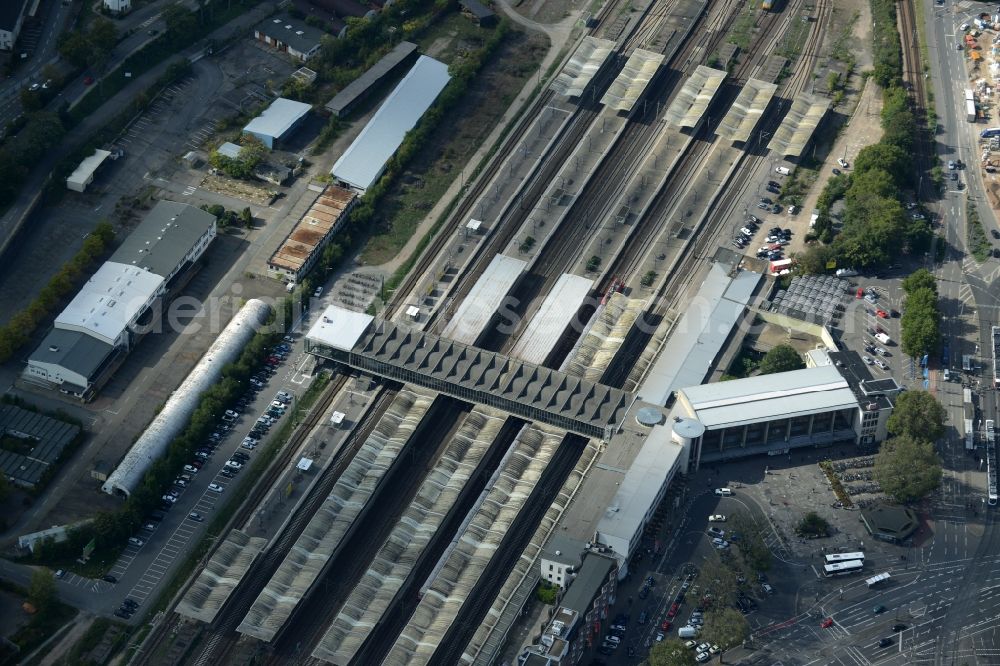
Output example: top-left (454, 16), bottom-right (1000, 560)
top-left (324, 41), bottom-right (417, 117)
top-left (266, 185), bottom-right (356, 283)
top-left (330, 55), bottom-right (450, 193)
top-left (24, 202), bottom-right (217, 400)
top-left (253, 14), bottom-right (324, 62)
top-left (243, 97), bottom-right (312, 149)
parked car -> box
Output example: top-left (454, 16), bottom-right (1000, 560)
top-left (708, 514), bottom-right (726, 522)
top-left (225, 460), bottom-right (243, 470)
top-left (707, 527), bottom-right (725, 538)
top-left (183, 464), bottom-right (199, 474)
top-left (161, 495), bottom-right (176, 504)
top-left (103, 574), bottom-right (117, 583)
top-left (128, 537), bottom-right (144, 547)
top-left (208, 483), bottom-right (224, 493)
top-left (188, 512), bottom-right (204, 522)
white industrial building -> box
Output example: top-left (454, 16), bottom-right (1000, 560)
top-left (24, 202), bottom-right (217, 399)
top-left (101, 299), bottom-right (272, 497)
top-left (67, 149), bottom-right (112, 192)
top-left (330, 55), bottom-right (451, 193)
top-left (243, 97), bottom-right (312, 149)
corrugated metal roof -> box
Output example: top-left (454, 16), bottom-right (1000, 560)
top-left (716, 78), bottom-right (777, 142)
top-left (243, 97), bottom-right (312, 141)
top-left (550, 36), bottom-right (616, 97)
top-left (664, 65), bottom-right (726, 128)
top-left (330, 56), bottom-right (450, 192)
top-left (600, 49), bottom-right (664, 112)
top-left (767, 92), bottom-right (831, 157)
top-left (509, 273), bottom-right (593, 365)
top-left (441, 254), bottom-right (526, 345)
top-left (29, 328), bottom-right (114, 380)
top-left (67, 149), bottom-right (111, 189)
top-left (680, 365), bottom-right (858, 429)
top-left (54, 262), bottom-right (163, 346)
top-left (637, 265), bottom-right (761, 406)
top-left (324, 41), bottom-right (417, 115)
top-left (110, 201), bottom-right (217, 278)
top-left (267, 185), bottom-right (355, 274)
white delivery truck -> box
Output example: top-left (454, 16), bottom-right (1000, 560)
top-left (775, 166), bottom-right (791, 175)
top-left (678, 626), bottom-right (699, 639)
top-left (875, 332), bottom-right (892, 345)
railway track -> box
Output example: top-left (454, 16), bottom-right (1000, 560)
top-left (262, 397), bottom-right (474, 663)
top-left (384, 0), bottom-right (627, 322)
top-left (898, 0), bottom-right (932, 200)
top-left (134, 372), bottom-right (350, 663)
top-left (429, 434), bottom-right (590, 665)
top-left (180, 383), bottom-right (401, 666)
top-left (603, 0), bottom-right (833, 389)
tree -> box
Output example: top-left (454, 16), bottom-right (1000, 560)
top-left (758, 345), bottom-right (805, 375)
top-left (901, 268), bottom-right (937, 295)
top-left (853, 143), bottom-right (910, 187)
top-left (649, 638), bottom-right (698, 666)
top-left (900, 288), bottom-right (940, 359)
top-left (535, 581), bottom-right (558, 605)
top-left (702, 607), bottom-right (750, 651)
top-left (58, 31), bottom-right (93, 67)
top-left (796, 245), bottom-right (837, 274)
top-left (874, 434), bottom-right (942, 503)
top-left (0, 473), bottom-right (9, 503)
top-left (886, 390), bottom-right (947, 441)
top-left (239, 207), bottom-right (253, 227)
top-left (796, 511), bottom-right (831, 537)
top-left (163, 4), bottom-right (198, 39)
top-left (698, 559), bottom-right (738, 604)
top-left (28, 569), bottom-right (56, 613)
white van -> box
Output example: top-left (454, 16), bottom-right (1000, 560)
top-left (714, 487), bottom-right (733, 496)
top-left (775, 166), bottom-right (791, 175)
top-left (678, 626), bottom-right (699, 639)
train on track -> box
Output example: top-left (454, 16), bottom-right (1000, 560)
top-left (762, 0), bottom-right (775, 9)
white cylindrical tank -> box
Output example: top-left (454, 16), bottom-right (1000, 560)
top-left (671, 416), bottom-right (706, 448)
top-left (101, 299), bottom-right (273, 497)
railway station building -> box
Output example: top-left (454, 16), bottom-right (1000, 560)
top-left (670, 350), bottom-right (898, 467)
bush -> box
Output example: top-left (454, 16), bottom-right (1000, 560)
top-left (536, 581), bottom-right (558, 605)
top-left (796, 511), bottom-right (831, 537)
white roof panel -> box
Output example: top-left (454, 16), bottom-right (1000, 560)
top-left (601, 49), bottom-right (664, 112)
top-left (637, 265), bottom-right (762, 406)
top-left (596, 424), bottom-right (683, 542)
top-left (331, 56), bottom-right (451, 192)
top-left (306, 305), bottom-right (374, 351)
top-left (243, 97), bottom-right (311, 141)
top-left (54, 262), bottom-right (163, 346)
top-left (680, 365), bottom-right (858, 429)
top-left (67, 149), bottom-right (111, 188)
top-left (716, 78), bottom-right (778, 142)
top-left (664, 65), bottom-right (727, 128)
top-left (551, 36), bottom-right (616, 97)
top-left (510, 273), bottom-right (593, 365)
top-left (441, 254), bottom-right (526, 345)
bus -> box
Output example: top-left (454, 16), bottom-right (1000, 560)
top-left (992, 326), bottom-right (1000, 388)
top-left (824, 552), bottom-right (865, 565)
top-left (824, 561), bottom-right (864, 577)
top-left (981, 128), bottom-right (1000, 138)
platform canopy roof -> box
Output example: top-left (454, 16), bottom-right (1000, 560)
top-left (716, 78), bottom-right (778, 142)
top-left (767, 92), bottom-right (831, 156)
top-left (550, 36), bottom-right (616, 97)
top-left (663, 65), bottom-right (726, 128)
top-left (601, 49), bottom-right (664, 112)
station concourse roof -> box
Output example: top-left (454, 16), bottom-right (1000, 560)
top-left (679, 365), bottom-right (858, 430)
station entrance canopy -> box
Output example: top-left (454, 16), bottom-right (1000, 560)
top-left (601, 49), bottom-right (664, 112)
top-left (716, 78), bottom-right (777, 143)
top-left (664, 65), bottom-right (726, 128)
top-left (767, 92), bottom-right (831, 157)
top-left (306, 305), bottom-right (630, 439)
top-left (551, 36), bottom-right (616, 98)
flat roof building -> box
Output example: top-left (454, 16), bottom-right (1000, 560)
top-left (0, 0), bottom-right (29, 51)
top-left (254, 14), bottom-right (325, 62)
top-left (266, 185), bottom-right (356, 282)
top-left (243, 97), bottom-right (312, 149)
top-left (324, 41), bottom-right (418, 118)
top-left (330, 55), bottom-right (450, 193)
top-left (24, 202), bottom-right (217, 400)
top-left (67, 149), bottom-right (112, 192)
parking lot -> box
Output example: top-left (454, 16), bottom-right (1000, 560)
top-left (100, 342), bottom-right (299, 619)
